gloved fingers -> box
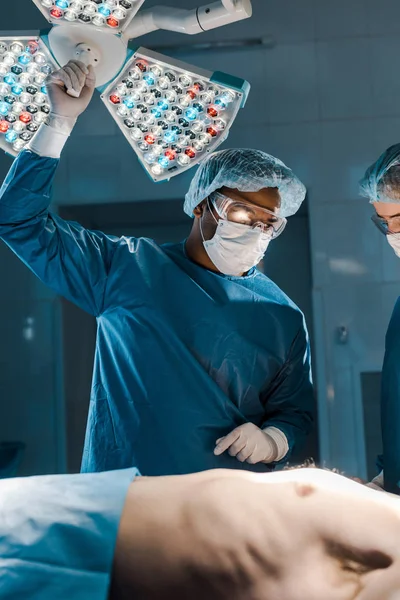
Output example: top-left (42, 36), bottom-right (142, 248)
top-left (236, 446), bottom-right (254, 462)
top-left (69, 59), bottom-right (89, 75)
top-left (227, 437), bottom-right (247, 457)
top-left (66, 60), bottom-right (88, 88)
top-left (214, 427), bottom-right (242, 455)
top-left (84, 64), bottom-right (97, 88)
top-left (64, 65), bottom-right (84, 94)
top-left (66, 87), bottom-right (80, 98)
top-left (79, 65), bottom-right (97, 101)
top-left (47, 69), bottom-right (73, 91)
top-left (246, 451), bottom-right (260, 465)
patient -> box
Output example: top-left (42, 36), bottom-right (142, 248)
top-left (1, 466), bottom-right (400, 600)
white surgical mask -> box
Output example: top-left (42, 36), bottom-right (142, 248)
top-left (200, 201), bottom-right (271, 276)
top-left (387, 233), bottom-right (400, 257)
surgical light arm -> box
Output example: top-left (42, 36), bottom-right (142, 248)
top-left (123, 0), bottom-right (252, 41)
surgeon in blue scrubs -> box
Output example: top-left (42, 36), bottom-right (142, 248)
top-left (361, 144), bottom-right (400, 495)
top-left (3, 465), bottom-right (400, 600)
top-left (0, 60), bottom-right (314, 476)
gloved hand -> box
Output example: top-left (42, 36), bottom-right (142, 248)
top-left (46, 60), bottom-right (96, 122)
top-left (214, 422), bottom-right (279, 464)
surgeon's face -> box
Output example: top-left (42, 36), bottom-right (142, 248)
top-left (195, 186), bottom-right (281, 240)
top-left (372, 202), bottom-right (400, 234)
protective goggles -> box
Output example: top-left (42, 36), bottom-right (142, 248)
top-left (209, 191), bottom-right (287, 239)
top-left (371, 213), bottom-right (400, 235)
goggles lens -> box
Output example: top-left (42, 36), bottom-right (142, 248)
top-left (371, 213), bottom-right (400, 235)
top-left (210, 191), bottom-right (287, 239)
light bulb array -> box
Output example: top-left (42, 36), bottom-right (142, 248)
top-left (102, 48), bottom-right (248, 181)
top-left (32, 0), bottom-right (143, 32)
top-left (0, 37), bottom-right (57, 156)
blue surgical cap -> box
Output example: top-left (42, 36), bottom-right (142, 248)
top-left (184, 148), bottom-right (306, 218)
top-left (360, 144), bottom-right (400, 203)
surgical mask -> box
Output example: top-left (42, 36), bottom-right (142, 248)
top-left (387, 233), bottom-right (400, 257)
top-left (200, 200), bottom-right (271, 276)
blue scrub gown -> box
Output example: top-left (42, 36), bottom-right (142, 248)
top-left (0, 150), bottom-right (314, 476)
top-left (380, 297), bottom-right (400, 494)
top-left (0, 468), bottom-right (138, 600)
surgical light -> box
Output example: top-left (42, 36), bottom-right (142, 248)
top-left (101, 47), bottom-right (249, 182)
top-left (0, 37), bottom-right (57, 156)
top-left (32, 0), bottom-right (145, 34)
top-left (1, 0), bottom-right (252, 179)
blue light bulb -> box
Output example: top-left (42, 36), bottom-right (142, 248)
top-left (214, 98), bottom-right (226, 109)
top-left (158, 156), bottom-right (170, 168)
top-left (0, 102), bottom-right (8, 116)
top-left (123, 96), bottom-right (135, 109)
top-left (41, 86), bottom-right (47, 95)
top-left (98, 4), bottom-right (111, 16)
top-left (143, 73), bottom-right (155, 86)
top-left (11, 84), bottom-right (23, 96)
top-left (151, 108), bottom-right (162, 119)
top-left (18, 54), bottom-right (31, 65)
top-left (163, 130), bottom-right (177, 144)
top-left (157, 99), bottom-right (169, 111)
top-left (185, 107), bottom-right (198, 121)
top-left (56, 0), bottom-right (69, 7)
top-left (4, 73), bottom-right (16, 85)
top-left (5, 130), bottom-right (17, 143)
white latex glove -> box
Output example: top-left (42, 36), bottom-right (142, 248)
top-left (46, 60), bottom-right (96, 121)
top-left (28, 61), bottom-right (97, 158)
top-left (214, 422), bottom-right (281, 464)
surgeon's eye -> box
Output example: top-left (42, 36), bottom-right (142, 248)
top-left (264, 217), bottom-right (278, 228)
top-left (228, 206), bottom-right (254, 224)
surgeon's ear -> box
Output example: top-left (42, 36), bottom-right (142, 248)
top-left (193, 200), bottom-right (206, 219)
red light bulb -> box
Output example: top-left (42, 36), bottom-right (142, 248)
top-left (187, 89), bottom-right (197, 99)
top-left (165, 149), bottom-right (176, 161)
top-left (27, 41), bottom-right (40, 55)
top-left (107, 16), bottom-right (119, 28)
top-left (206, 126), bottom-right (218, 137)
top-left (110, 94), bottom-right (121, 104)
top-left (207, 106), bottom-right (218, 118)
top-left (19, 112), bottom-right (32, 124)
top-left (144, 134), bottom-right (155, 145)
top-left (185, 147), bottom-right (196, 159)
top-left (50, 7), bottom-right (64, 18)
top-left (0, 120), bottom-right (9, 133)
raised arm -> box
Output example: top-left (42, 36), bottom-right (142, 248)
top-left (0, 61), bottom-right (119, 316)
